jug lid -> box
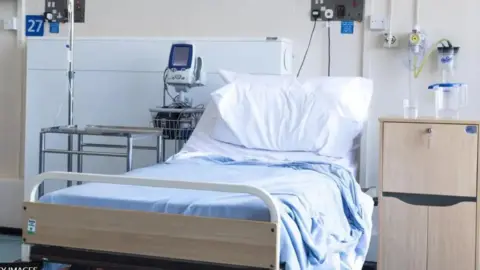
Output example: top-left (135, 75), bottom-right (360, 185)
top-left (428, 83), bottom-right (467, 89)
top-left (437, 46), bottom-right (460, 54)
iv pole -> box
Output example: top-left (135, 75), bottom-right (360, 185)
top-left (66, 0), bottom-right (75, 187)
top-left (37, 0), bottom-right (75, 197)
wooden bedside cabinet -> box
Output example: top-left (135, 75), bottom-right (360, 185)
top-left (378, 118), bottom-right (480, 270)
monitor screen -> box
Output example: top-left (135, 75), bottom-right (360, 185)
top-left (172, 46), bottom-right (191, 67)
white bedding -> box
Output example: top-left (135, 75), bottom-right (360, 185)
top-left (179, 102), bottom-right (359, 174)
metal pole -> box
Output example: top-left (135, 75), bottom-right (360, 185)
top-left (76, 134), bottom-right (83, 185)
top-left (38, 133), bottom-right (46, 199)
top-left (126, 136), bottom-right (133, 171)
top-left (162, 137), bottom-right (166, 162)
top-left (76, 134), bottom-right (83, 172)
top-left (66, 0), bottom-right (75, 187)
top-left (67, 0), bottom-right (75, 127)
top-left (156, 136), bottom-right (161, 163)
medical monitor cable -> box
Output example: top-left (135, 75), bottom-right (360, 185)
top-left (163, 68), bottom-right (175, 102)
top-left (297, 19), bottom-right (318, 78)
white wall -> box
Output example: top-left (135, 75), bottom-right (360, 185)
top-left (25, 0), bottom-right (364, 78)
top-left (363, 0), bottom-right (480, 188)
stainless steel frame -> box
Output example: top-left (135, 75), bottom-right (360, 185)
top-left (66, 0), bottom-right (75, 188)
top-left (38, 125), bottom-right (163, 198)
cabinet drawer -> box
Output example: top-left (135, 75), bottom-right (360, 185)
top-left (382, 122), bottom-right (478, 197)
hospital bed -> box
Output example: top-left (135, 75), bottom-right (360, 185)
top-left (21, 79), bottom-right (374, 270)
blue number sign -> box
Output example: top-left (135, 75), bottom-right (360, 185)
top-left (25, 15), bottom-right (45, 37)
top-left (341, 21), bottom-right (354, 34)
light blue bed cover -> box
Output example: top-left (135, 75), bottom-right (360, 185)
top-left (40, 155), bottom-right (373, 270)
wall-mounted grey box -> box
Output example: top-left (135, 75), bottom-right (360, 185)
top-left (311, 0), bottom-right (364, 22)
top-left (45, 0), bottom-right (85, 23)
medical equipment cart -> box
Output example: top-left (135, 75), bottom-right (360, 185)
top-left (38, 125), bottom-right (164, 198)
top-left (148, 41), bottom-right (206, 159)
top-left (150, 107), bottom-right (204, 159)
top-left (378, 118), bottom-right (480, 270)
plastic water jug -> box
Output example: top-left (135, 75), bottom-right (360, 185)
top-left (428, 83), bottom-right (468, 119)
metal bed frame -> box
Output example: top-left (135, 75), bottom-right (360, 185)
top-left (22, 172), bottom-right (282, 270)
top-left (22, 131), bottom-right (367, 270)
top-left (22, 145), bottom-right (369, 270)
top-left (22, 138), bottom-right (369, 270)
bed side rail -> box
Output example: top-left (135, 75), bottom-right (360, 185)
top-left (22, 171), bottom-right (281, 270)
top-left (26, 171), bottom-right (280, 222)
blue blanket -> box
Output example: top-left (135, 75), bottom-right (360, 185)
top-left (189, 156), bottom-right (371, 269)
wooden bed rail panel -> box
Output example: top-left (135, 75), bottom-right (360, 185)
top-left (23, 202), bottom-right (278, 269)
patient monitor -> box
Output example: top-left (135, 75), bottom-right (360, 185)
top-left (152, 42), bottom-right (206, 145)
top-left (165, 43), bottom-right (207, 94)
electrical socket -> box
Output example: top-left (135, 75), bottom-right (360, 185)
top-left (383, 33), bottom-right (399, 48)
top-left (3, 17), bottom-right (17, 31)
top-left (370, 15), bottom-right (386, 31)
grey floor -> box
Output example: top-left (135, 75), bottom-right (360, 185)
top-left (0, 235), bottom-right (21, 262)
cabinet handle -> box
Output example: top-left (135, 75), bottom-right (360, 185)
top-left (383, 192), bottom-right (476, 207)
top-left (426, 128), bottom-right (433, 134)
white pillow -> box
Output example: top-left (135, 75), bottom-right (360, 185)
top-left (303, 77), bottom-right (373, 123)
top-left (210, 76), bottom-right (373, 158)
top-left (218, 70), bottom-right (239, 83)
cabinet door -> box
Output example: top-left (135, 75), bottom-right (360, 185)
top-left (382, 122), bottom-right (478, 197)
top-left (427, 202), bottom-right (476, 270)
top-left (380, 196), bottom-right (428, 270)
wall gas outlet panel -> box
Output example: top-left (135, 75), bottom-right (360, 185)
top-left (311, 0), bottom-right (364, 22)
top-left (44, 0), bottom-right (85, 23)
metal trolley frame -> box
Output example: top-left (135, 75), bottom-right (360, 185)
top-left (38, 125), bottom-right (164, 198)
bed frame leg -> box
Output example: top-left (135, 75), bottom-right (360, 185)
top-left (21, 243), bottom-right (30, 262)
